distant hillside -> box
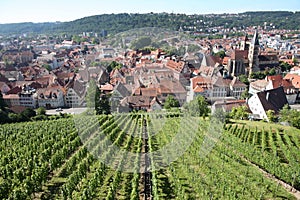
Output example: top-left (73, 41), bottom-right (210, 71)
top-left (0, 11), bottom-right (299, 36)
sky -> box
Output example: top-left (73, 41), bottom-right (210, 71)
top-left (0, 0), bottom-right (299, 24)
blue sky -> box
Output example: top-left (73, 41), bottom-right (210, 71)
top-left (0, 0), bottom-right (299, 24)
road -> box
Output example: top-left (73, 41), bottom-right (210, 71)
top-left (290, 104), bottom-right (300, 111)
top-left (46, 107), bottom-right (87, 115)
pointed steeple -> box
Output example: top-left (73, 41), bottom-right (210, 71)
top-left (252, 30), bottom-right (259, 46)
top-left (243, 33), bottom-right (248, 42)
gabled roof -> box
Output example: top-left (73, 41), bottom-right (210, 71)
top-left (0, 81), bottom-right (9, 89)
top-left (191, 76), bottom-right (212, 92)
top-left (159, 80), bottom-right (186, 94)
top-left (141, 88), bottom-right (157, 97)
top-left (114, 82), bottom-right (131, 97)
top-left (150, 97), bottom-right (161, 106)
top-left (231, 50), bottom-right (248, 60)
top-left (256, 87), bottom-right (288, 114)
top-left (213, 77), bottom-right (230, 87)
top-left (78, 68), bottom-right (89, 82)
top-left (266, 75), bottom-right (282, 88)
top-left (230, 77), bottom-right (247, 88)
top-left (37, 86), bottom-right (63, 99)
top-left (120, 96), bottom-right (151, 108)
top-left (196, 52), bottom-right (216, 67)
top-left (68, 80), bottom-right (86, 98)
top-left (166, 60), bottom-right (186, 73)
top-left (197, 66), bottom-right (215, 77)
top-left (283, 73), bottom-right (300, 89)
top-left (213, 99), bottom-right (246, 112)
top-left (6, 86), bottom-right (22, 95)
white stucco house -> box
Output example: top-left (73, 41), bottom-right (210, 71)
top-left (248, 87), bottom-right (288, 121)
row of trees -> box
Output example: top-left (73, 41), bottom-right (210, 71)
top-left (1, 12), bottom-right (300, 35)
top-left (163, 95), bottom-right (210, 117)
top-left (250, 68), bottom-right (277, 79)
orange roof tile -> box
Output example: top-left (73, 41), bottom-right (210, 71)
top-left (284, 74), bottom-right (300, 89)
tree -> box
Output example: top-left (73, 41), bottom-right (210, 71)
top-left (91, 37), bottom-right (99, 44)
top-left (289, 111), bottom-right (300, 129)
top-left (241, 88), bottom-right (250, 100)
top-left (0, 110), bottom-right (10, 124)
top-left (95, 91), bottom-right (111, 115)
top-left (238, 74), bottom-right (249, 85)
top-left (250, 71), bottom-right (266, 79)
top-left (266, 110), bottom-right (277, 122)
top-left (130, 37), bottom-right (152, 50)
top-left (279, 104), bottom-right (290, 122)
top-left (292, 58), bottom-right (298, 66)
top-left (268, 68), bottom-right (276, 75)
top-left (280, 62), bottom-right (292, 72)
top-left (164, 95), bottom-right (180, 109)
top-left (36, 107), bottom-right (46, 116)
top-left (184, 95), bottom-right (210, 117)
top-left (21, 108), bottom-right (36, 120)
top-left (72, 35), bottom-right (81, 43)
top-left (213, 50), bottom-right (226, 59)
top-left (230, 106), bottom-right (248, 120)
top-left (211, 108), bottom-right (230, 124)
top-left (0, 91), bottom-right (7, 110)
top-left (8, 113), bottom-right (22, 122)
top-left (86, 79), bottom-right (97, 109)
top-left (42, 64), bottom-right (52, 72)
top-left (107, 61), bottom-right (122, 74)
top-left (279, 104), bottom-right (300, 129)
top-left (187, 44), bottom-right (201, 53)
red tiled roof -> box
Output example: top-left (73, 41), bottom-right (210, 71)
top-left (283, 74), bottom-right (300, 89)
top-left (191, 76), bottom-right (212, 92)
top-left (214, 99), bottom-right (246, 112)
top-left (3, 94), bottom-right (19, 99)
top-left (290, 66), bottom-right (300, 72)
top-left (266, 75), bottom-right (282, 88)
top-left (166, 60), bottom-right (185, 73)
top-left (231, 50), bottom-right (248, 60)
top-left (141, 88), bottom-right (157, 97)
top-left (6, 86), bottom-right (22, 94)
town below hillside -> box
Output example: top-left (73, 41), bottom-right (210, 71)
top-left (0, 16), bottom-right (300, 125)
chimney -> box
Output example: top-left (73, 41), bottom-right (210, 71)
top-left (266, 92), bottom-right (270, 101)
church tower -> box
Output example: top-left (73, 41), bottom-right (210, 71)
top-left (248, 30), bottom-right (260, 76)
top-left (240, 34), bottom-right (249, 51)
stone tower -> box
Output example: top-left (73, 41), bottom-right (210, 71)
top-left (240, 34), bottom-right (249, 51)
top-left (248, 30), bottom-right (260, 76)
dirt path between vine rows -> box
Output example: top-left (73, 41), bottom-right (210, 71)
top-left (208, 127), bottom-right (300, 200)
top-left (242, 156), bottom-right (300, 199)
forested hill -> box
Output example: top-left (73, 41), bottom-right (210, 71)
top-left (0, 11), bottom-right (300, 35)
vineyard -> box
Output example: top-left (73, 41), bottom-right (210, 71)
top-left (0, 113), bottom-right (299, 199)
